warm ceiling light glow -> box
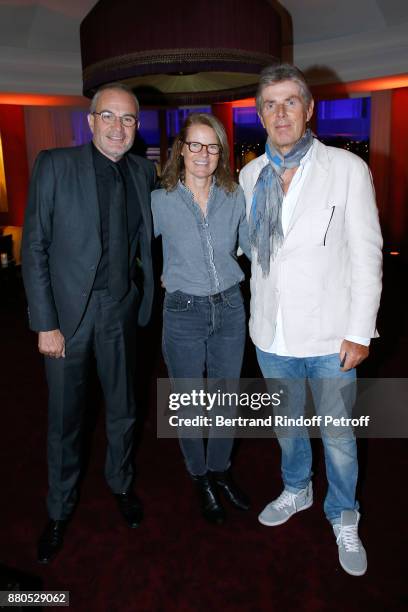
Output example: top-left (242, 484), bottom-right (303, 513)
top-left (312, 74), bottom-right (408, 98)
top-left (389, 251), bottom-right (400, 256)
top-left (207, 99), bottom-right (256, 108)
top-left (231, 74), bottom-right (408, 108)
top-left (231, 98), bottom-right (256, 108)
top-left (0, 131), bottom-right (8, 213)
top-left (0, 93), bottom-right (88, 107)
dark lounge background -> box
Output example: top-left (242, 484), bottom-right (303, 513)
top-left (0, 105), bottom-right (407, 609)
top-left (0, 0), bottom-right (407, 607)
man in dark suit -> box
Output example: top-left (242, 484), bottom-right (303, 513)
top-left (22, 83), bottom-right (156, 563)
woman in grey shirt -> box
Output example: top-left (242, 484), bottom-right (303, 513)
top-left (152, 113), bottom-right (250, 525)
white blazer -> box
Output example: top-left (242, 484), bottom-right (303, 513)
top-left (239, 139), bottom-right (383, 355)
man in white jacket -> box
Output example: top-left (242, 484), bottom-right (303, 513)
top-left (239, 64), bottom-right (382, 576)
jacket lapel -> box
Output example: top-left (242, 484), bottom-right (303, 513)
top-left (285, 139), bottom-right (331, 238)
top-left (126, 156), bottom-right (152, 238)
top-left (78, 146), bottom-right (152, 242)
top-left (78, 142), bottom-right (101, 241)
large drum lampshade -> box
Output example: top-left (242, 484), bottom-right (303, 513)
top-left (80, 0), bottom-right (281, 104)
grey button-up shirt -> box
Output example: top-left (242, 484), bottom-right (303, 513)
top-left (152, 181), bottom-right (250, 296)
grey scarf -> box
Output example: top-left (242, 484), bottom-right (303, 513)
top-left (249, 129), bottom-right (314, 276)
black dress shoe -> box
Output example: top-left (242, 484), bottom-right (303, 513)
top-left (37, 520), bottom-right (68, 564)
top-left (212, 469), bottom-right (250, 511)
top-left (114, 492), bottom-right (143, 528)
top-left (191, 473), bottom-right (225, 525)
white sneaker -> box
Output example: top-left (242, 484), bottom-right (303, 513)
top-left (333, 510), bottom-right (367, 576)
top-left (258, 482), bottom-right (313, 526)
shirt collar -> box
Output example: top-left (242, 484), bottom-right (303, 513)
top-left (92, 142), bottom-right (127, 174)
top-left (178, 175), bottom-right (216, 196)
top-left (299, 139), bottom-right (315, 167)
top-left (264, 137), bottom-right (315, 169)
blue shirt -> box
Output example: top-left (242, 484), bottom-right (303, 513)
top-left (152, 181), bottom-right (250, 296)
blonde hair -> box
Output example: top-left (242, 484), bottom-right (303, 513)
top-left (161, 113), bottom-right (236, 193)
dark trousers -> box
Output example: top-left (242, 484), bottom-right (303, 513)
top-left (44, 286), bottom-right (139, 520)
top-left (162, 284), bottom-right (246, 476)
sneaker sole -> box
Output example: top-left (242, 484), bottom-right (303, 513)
top-left (339, 558), bottom-right (367, 577)
top-left (258, 498), bottom-right (313, 527)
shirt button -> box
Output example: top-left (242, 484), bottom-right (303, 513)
top-left (90, 265), bottom-right (95, 271)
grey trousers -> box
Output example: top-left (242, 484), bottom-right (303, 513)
top-left (44, 286), bottom-right (139, 520)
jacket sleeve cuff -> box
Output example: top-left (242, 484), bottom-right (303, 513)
top-left (345, 335), bottom-right (370, 347)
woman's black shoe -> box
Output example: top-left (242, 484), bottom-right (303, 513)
top-left (114, 491), bottom-right (144, 528)
top-left (212, 469), bottom-right (250, 510)
top-left (191, 473), bottom-right (225, 525)
top-left (37, 519), bottom-right (68, 564)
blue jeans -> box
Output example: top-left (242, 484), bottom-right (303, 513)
top-left (162, 285), bottom-right (246, 475)
top-left (256, 349), bottom-right (358, 523)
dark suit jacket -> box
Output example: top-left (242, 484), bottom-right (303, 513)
top-left (22, 142), bottom-right (156, 339)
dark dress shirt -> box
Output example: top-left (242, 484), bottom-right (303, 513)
top-left (92, 144), bottom-right (142, 290)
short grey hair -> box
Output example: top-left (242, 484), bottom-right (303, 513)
top-left (256, 63), bottom-right (313, 115)
top-left (90, 82), bottom-right (140, 116)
